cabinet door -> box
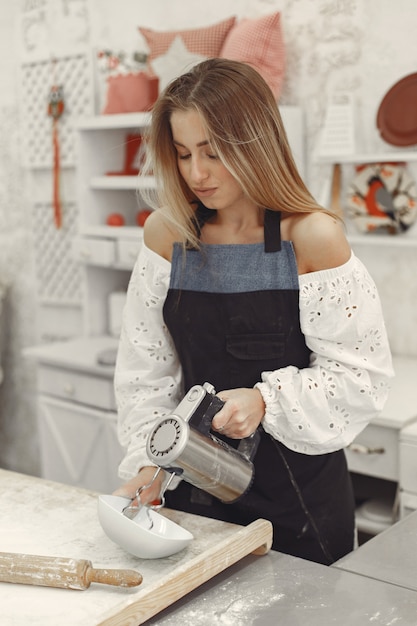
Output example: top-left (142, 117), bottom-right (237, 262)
top-left (37, 395), bottom-right (124, 493)
top-left (37, 363), bottom-right (117, 411)
top-left (72, 236), bottom-right (116, 266)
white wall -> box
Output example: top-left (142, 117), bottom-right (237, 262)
top-left (0, 2), bottom-right (38, 474)
top-left (1, 0), bottom-right (417, 474)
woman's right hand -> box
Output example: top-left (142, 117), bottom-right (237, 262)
top-left (112, 466), bottom-right (165, 506)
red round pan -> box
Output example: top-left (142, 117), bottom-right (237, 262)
top-left (376, 73), bottom-right (417, 146)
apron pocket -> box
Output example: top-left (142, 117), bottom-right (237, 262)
top-left (225, 333), bottom-right (286, 387)
top-left (226, 333), bottom-right (286, 360)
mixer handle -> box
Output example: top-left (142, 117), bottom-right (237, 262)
top-left (197, 385), bottom-right (261, 462)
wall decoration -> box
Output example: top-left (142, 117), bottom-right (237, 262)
top-left (21, 53), bottom-right (93, 168)
top-left (346, 162), bottom-right (417, 234)
top-left (376, 73), bottom-right (417, 147)
top-left (20, 0), bottom-right (48, 57)
top-left (20, 0), bottom-right (89, 59)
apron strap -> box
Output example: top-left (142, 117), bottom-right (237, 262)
top-left (264, 209), bottom-right (282, 252)
top-left (193, 204), bottom-right (282, 253)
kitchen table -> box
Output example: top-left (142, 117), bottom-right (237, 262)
top-left (334, 509), bottom-right (417, 592)
top-left (1, 469), bottom-right (417, 625)
top-left (148, 550), bottom-right (417, 625)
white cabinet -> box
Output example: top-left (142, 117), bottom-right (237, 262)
top-left (346, 357), bottom-right (417, 482)
top-left (37, 396), bottom-right (121, 493)
top-left (72, 236), bottom-right (117, 267)
top-left (345, 356), bottom-right (417, 535)
top-left (26, 336), bottom-right (123, 493)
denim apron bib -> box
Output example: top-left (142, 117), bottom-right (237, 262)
top-left (163, 208), bottom-right (355, 564)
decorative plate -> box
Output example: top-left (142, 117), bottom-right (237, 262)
top-left (376, 73), bottom-right (417, 146)
top-left (346, 162), bottom-right (417, 234)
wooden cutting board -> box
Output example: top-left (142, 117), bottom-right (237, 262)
top-left (0, 470), bottom-right (272, 625)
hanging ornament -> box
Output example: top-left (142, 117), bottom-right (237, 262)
top-left (47, 72), bottom-right (64, 229)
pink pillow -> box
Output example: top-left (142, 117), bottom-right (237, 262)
top-left (220, 12), bottom-right (285, 99)
top-left (139, 16), bottom-right (236, 63)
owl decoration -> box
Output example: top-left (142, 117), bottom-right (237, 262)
top-left (47, 84), bottom-right (65, 228)
top-left (48, 85), bottom-right (64, 120)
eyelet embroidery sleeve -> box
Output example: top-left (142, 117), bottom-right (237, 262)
top-left (256, 253), bottom-right (394, 455)
top-left (114, 244), bottom-right (182, 479)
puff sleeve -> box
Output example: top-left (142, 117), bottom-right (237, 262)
top-left (256, 253), bottom-right (394, 454)
top-left (114, 244), bottom-right (182, 479)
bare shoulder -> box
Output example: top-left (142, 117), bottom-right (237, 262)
top-left (286, 211), bottom-right (351, 274)
top-left (143, 210), bottom-right (181, 262)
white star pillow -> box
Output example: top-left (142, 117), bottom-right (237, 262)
top-left (151, 35), bottom-right (207, 92)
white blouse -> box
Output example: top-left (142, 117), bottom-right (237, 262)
top-left (115, 243), bottom-right (394, 480)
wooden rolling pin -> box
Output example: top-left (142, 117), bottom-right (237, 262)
top-left (0, 552), bottom-right (142, 590)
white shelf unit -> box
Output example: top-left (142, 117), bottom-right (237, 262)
top-left (27, 115), bottom-right (155, 494)
top-left (74, 113), bottom-right (154, 336)
top-left (90, 175), bottom-right (155, 190)
top-left (76, 112), bottom-right (152, 130)
top-left (317, 151), bottom-right (417, 165)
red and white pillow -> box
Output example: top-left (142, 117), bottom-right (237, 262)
top-left (139, 16), bottom-right (236, 64)
top-left (140, 11), bottom-right (286, 100)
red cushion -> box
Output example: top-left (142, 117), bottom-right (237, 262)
top-left (220, 12), bottom-right (285, 99)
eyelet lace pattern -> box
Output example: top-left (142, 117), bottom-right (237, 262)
top-left (115, 247), bottom-right (182, 479)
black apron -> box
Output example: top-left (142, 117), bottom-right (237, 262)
top-left (163, 208), bottom-right (355, 564)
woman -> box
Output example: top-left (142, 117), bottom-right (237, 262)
top-left (114, 58), bottom-right (393, 564)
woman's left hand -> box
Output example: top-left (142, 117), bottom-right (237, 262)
top-left (211, 387), bottom-right (265, 439)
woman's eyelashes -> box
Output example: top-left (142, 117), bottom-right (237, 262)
top-left (177, 152), bottom-right (218, 160)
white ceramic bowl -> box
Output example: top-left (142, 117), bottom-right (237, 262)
top-left (98, 495), bottom-right (193, 559)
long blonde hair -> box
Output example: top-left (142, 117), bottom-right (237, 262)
top-left (142, 58), bottom-right (327, 247)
